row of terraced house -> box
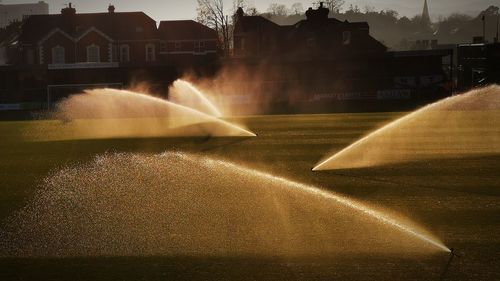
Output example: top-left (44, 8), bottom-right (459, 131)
top-left (6, 4), bottom-right (219, 68)
top-left (0, 3), bottom-right (223, 110)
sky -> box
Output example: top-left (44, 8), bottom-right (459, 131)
top-left (2, 0), bottom-right (498, 22)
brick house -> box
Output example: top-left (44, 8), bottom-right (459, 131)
top-left (158, 20), bottom-right (219, 65)
top-left (18, 4), bottom-right (159, 68)
top-left (233, 3), bottom-right (387, 60)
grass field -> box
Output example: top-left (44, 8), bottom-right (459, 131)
top-left (0, 113), bottom-right (499, 280)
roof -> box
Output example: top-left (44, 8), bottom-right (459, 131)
top-left (391, 49), bottom-right (453, 57)
top-left (19, 12), bottom-right (157, 44)
top-left (292, 18), bottom-right (366, 31)
top-left (158, 20), bottom-right (217, 40)
top-left (234, 16), bottom-right (280, 33)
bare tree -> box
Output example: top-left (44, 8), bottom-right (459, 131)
top-left (196, 0), bottom-right (231, 56)
top-left (197, 0), bottom-right (257, 56)
top-left (267, 3), bottom-right (289, 16)
top-left (232, 0), bottom-right (257, 15)
top-left (363, 5), bottom-right (375, 14)
top-left (245, 7), bottom-right (259, 16)
top-left (290, 2), bottom-right (304, 15)
top-left (314, 0), bottom-right (345, 13)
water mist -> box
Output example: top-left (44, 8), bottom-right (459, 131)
top-left (0, 152), bottom-right (448, 258)
top-left (314, 85), bottom-right (500, 170)
top-left (29, 88), bottom-right (254, 141)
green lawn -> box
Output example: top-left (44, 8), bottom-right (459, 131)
top-left (0, 113), bottom-right (499, 280)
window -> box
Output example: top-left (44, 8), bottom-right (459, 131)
top-left (306, 37), bottom-right (316, 48)
top-left (342, 31), bottom-right (351, 45)
top-left (120, 44), bottom-right (130, 62)
top-left (87, 44), bottom-right (100, 63)
top-left (26, 49), bottom-right (34, 64)
top-left (194, 41), bottom-right (205, 53)
top-left (145, 44), bottom-right (155, 62)
top-left (51, 45), bottom-right (65, 64)
top-left (160, 41), bottom-right (167, 53)
top-left (174, 41), bottom-right (181, 51)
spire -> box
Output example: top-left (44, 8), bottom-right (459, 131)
top-left (421, 0), bottom-right (431, 25)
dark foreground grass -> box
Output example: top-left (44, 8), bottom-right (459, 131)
top-left (0, 113), bottom-right (499, 281)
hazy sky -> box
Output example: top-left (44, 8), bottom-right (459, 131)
top-left (3, 0), bottom-right (498, 22)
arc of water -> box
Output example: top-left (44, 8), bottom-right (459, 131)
top-left (155, 94), bottom-right (254, 137)
top-left (178, 153), bottom-right (450, 252)
top-left (171, 80), bottom-right (223, 117)
top-left (90, 89), bottom-right (255, 137)
top-left (312, 95), bottom-right (458, 171)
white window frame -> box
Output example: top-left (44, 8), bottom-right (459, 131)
top-left (145, 43), bottom-right (155, 62)
top-left (194, 41), bottom-right (205, 53)
top-left (51, 45), bottom-right (65, 64)
top-left (86, 44), bottom-right (100, 63)
top-left (119, 44), bottom-right (130, 62)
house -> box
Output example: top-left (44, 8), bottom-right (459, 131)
top-left (232, 10), bottom-right (283, 58)
top-left (232, 3), bottom-right (387, 60)
top-left (17, 4), bottom-right (159, 68)
top-left (227, 3), bottom-right (454, 112)
top-left (0, 4), bottom-right (223, 109)
top-left (158, 20), bottom-right (218, 65)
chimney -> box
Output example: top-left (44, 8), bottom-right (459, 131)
top-left (61, 2), bottom-right (76, 15)
top-left (305, 3), bottom-right (329, 21)
top-left (108, 4), bottom-right (115, 14)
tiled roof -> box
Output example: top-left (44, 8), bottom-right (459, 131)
top-left (234, 16), bottom-right (280, 33)
top-left (158, 20), bottom-right (217, 40)
top-left (19, 12), bottom-right (157, 44)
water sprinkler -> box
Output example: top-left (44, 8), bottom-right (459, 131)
top-left (450, 247), bottom-right (460, 258)
top-left (439, 247), bottom-right (460, 281)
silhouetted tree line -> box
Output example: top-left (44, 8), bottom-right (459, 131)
top-left (196, 0), bottom-right (498, 52)
top-left (254, 3), bottom-right (500, 50)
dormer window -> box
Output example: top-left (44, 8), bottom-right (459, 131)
top-left (87, 44), bottom-right (100, 62)
top-left (51, 45), bottom-right (65, 64)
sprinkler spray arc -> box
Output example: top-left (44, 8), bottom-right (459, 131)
top-left (183, 154), bottom-right (450, 253)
